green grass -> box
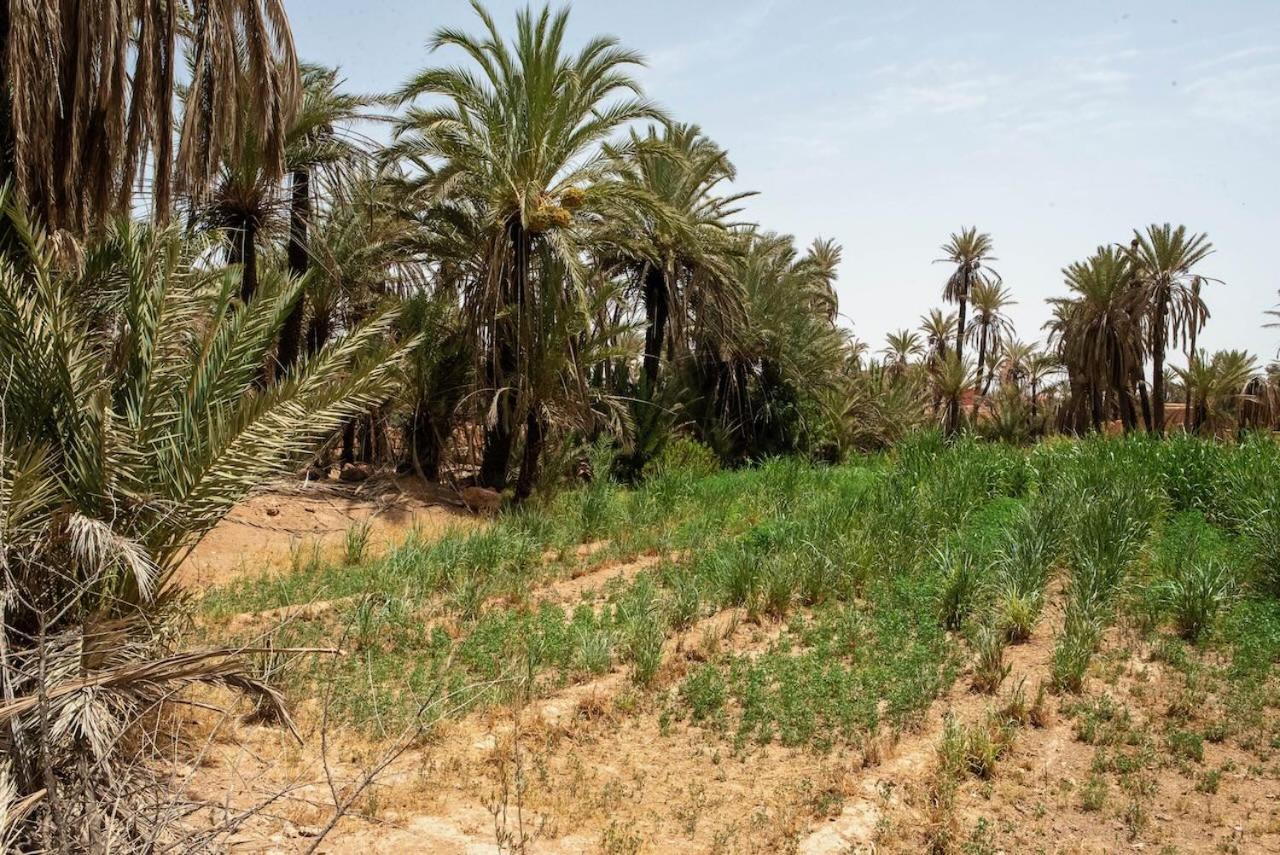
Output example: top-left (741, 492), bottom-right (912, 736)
top-left (199, 431), bottom-right (1280, 749)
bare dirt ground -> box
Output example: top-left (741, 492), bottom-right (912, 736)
top-left (176, 474), bottom-right (477, 590)
top-left (182, 564), bottom-right (1280, 854)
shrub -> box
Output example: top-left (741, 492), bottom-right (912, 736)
top-left (642, 435), bottom-right (721, 481)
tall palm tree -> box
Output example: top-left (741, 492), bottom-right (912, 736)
top-left (966, 279), bottom-right (1016, 416)
top-left (1123, 224), bottom-right (1215, 434)
top-left (392, 1), bottom-right (663, 489)
top-left (1, 0), bottom-right (298, 236)
top-left (937, 227), bottom-right (999, 431)
top-left (604, 123), bottom-right (749, 391)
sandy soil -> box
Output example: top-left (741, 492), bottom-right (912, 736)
top-left (180, 543), bottom-right (1280, 854)
top-left (176, 473), bottom-right (478, 591)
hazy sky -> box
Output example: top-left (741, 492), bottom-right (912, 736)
top-left (286, 0), bottom-right (1280, 364)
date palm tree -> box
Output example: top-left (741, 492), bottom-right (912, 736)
top-left (967, 279), bottom-right (1016, 416)
top-left (1175, 350), bottom-right (1259, 436)
top-left (1, 0), bottom-right (298, 236)
top-left (277, 64), bottom-right (380, 375)
top-left (936, 228), bottom-right (999, 431)
top-left (1123, 224), bottom-right (1215, 434)
top-left (603, 123), bottom-right (750, 391)
top-left (882, 329), bottom-right (924, 378)
top-left (391, 1), bottom-right (663, 488)
top-left (0, 196), bottom-right (410, 846)
top-left (1048, 247), bottom-right (1146, 433)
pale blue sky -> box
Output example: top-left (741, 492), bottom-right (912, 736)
top-left (285, 0), bottom-right (1280, 363)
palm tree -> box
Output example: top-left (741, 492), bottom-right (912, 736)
top-left (277, 65), bottom-right (379, 375)
top-left (392, 1), bottom-right (663, 489)
top-left (933, 352), bottom-right (975, 438)
top-left (1123, 224), bottom-right (1215, 434)
top-left (919, 308), bottom-right (957, 416)
top-left (604, 123), bottom-right (750, 391)
top-left (1025, 351), bottom-right (1059, 422)
top-left (937, 228), bottom-right (998, 431)
top-left (0, 198), bottom-right (409, 843)
top-left (882, 329), bottom-right (924, 378)
top-left (1048, 247), bottom-right (1147, 433)
top-left (966, 279), bottom-right (1016, 416)
top-left (1, 0), bottom-right (299, 236)
top-left (919, 308), bottom-right (958, 363)
top-left (1175, 350), bottom-right (1259, 436)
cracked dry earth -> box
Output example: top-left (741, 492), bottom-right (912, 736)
top-left (188, 553), bottom-right (1280, 854)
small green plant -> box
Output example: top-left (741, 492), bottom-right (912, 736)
top-left (971, 625), bottom-right (1011, 694)
top-left (572, 626), bottom-right (613, 676)
top-left (1160, 558), bottom-right (1235, 641)
top-left (680, 664), bottom-right (727, 722)
top-left (1052, 603), bottom-right (1103, 693)
top-left (936, 545), bottom-right (982, 631)
top-left (345, 519), bottom-right (374, 565)
top-left (1081, 774), bottom-right (1107, 811)
top-left (1195, 767), bottom-right (1222, 794)
top-left (1166, 729), bottom-right (1204, 763)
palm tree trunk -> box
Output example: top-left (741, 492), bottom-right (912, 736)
top-left (305, 308), bottom-right (332, 357)
top-left (276, 168), bottom-right (311, 378)
top-left (409, 400), bottom-right (443, 481)
top-left (515, 408), bottom-right (546, 502)
top-left (954, 292), bottom-right (968, 363)
top-left (642, 265), bottom-right (668, 392)
top-left (971, 322), bottom-right (987, 420)
top-left (480, 217), bottom-right (529, 490)
top-left (227, 218), bottom-right (259, 304)
top-left (1134, 374), bottom-right (1153, 432)
top-left (340, 420), bottom-right (356, 465)
top-left (1089, 383), bottom-right (1103, 433)
top-left (1151, 296), bottom-right (1168, 435)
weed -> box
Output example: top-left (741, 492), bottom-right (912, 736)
top-left (936, 545), bottom-right (982, 631)
top-left (1081, 774), bottom-right (1107, 811)
top-left (1161, 558), bottom-right (1236, 641)
top-left (344, 519), bottom-right (374, 565)
top-left (1166, 729), bottom-right (1205, 763)
top-left (970, 625), bottom-right (1010, 694)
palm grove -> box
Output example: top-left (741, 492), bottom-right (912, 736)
top-left (0, 1), bottom-right (1278, 849)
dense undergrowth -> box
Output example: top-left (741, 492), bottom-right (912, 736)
top-left (202, 432), bottom-right (1280, 758)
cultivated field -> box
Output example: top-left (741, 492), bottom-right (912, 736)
top-left (190, 434), bottom-right (1280, 853)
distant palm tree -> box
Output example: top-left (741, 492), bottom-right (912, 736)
top-left (1175, 350), bottom-right (1258, 435)
top-left (967, 280), bottom-right (1016, 416)
top-left (392, 1), bottom-right (662, 488)
top-left (934, 353), bottom-right (975, 438)
top-left (1048, 247), bottom-right (1145, 433)
top-left (1, 0), bottom-right (299, 235)
top-left (919, 308), bottom-right (957, 416)
top-left (937, 228), bottom-right (998, 432)
top-left (882, 329), bottom-right (924, 378)
top-left (1123, 224), bottom-right (1215, 434)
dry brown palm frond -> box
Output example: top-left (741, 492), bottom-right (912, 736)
top-left (4, 0), bottom-right (299, 234)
